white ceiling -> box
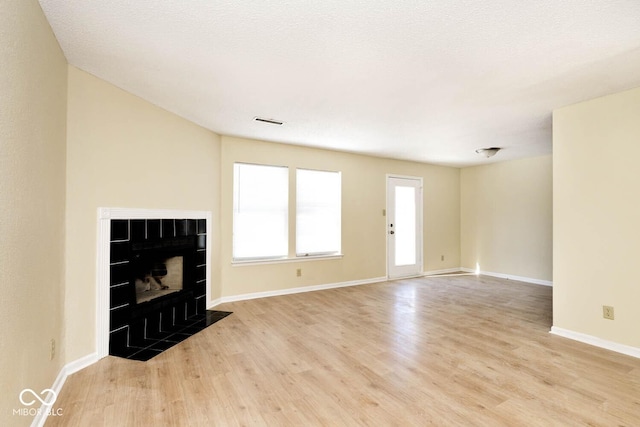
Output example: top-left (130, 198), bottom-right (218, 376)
top-left (39, 0), bottom-right (640, 167)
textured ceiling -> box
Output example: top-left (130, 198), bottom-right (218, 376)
top-left (39, 0), bottom-right (640, 167)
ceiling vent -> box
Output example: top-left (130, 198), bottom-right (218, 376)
top-left (254, 117), bottom-right (284, 126)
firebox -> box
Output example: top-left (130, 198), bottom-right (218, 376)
top-left (134, 255), bottom-right (184, 304)
top-left (129, 233), bottom-right (198, 305)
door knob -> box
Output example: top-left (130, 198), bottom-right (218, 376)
top-left (390, 231), bottom-right (395, 235)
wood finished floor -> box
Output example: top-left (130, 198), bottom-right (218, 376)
top-left (48, 275), bottom-right (640, 426)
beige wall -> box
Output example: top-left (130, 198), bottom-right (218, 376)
top-left (65, 67), bottom-right (221, 361)
top-left (0, 0), bottom-right (67, 423)
top-left (553, 86), bottom-right (640, 347)
top-left (460, 156), bottom-right (553, 282)
top-left (220, 136), bottom-right (460, 297)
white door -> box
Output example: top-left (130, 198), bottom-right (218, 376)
top-left (387, 176), bottom-right (423, 279)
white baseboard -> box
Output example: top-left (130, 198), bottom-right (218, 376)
top-left (32, 352), bottom-right (99, 427)
top-left (207, 297), bottom-right (223, 309)
top-left (460, 267), bottom-right (552, 287)
top-left (217, 276), bottom-right (387, 304)
top-left (423, 267), bottom-right (468, 276)
top-left (550, 326), bottom-right (640, 359)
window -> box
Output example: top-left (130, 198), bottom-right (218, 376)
top-left (232, 163), bottom-right (342, 262)
top-left (233, 163), bottom-right (288, 260)
top-left (296, 169), bottom-right (341, 256)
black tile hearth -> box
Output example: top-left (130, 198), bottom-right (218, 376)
top-left (112, 310), bottom-right (232, 362)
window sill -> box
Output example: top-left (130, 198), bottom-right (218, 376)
top-left (232, 254), bottom-right (343, 267)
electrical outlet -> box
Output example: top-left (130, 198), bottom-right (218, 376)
top-left (50, 339), bottom-right (55, 360)
top-left (296, 268), bottom-right (302, 277)
top-left (603, 305), bottom-right (614, 320)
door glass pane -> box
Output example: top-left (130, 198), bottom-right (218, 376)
top-left (394, 186), bottom-right (416, 266)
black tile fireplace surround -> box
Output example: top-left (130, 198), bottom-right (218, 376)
top-left (109, 218), bottom-right (214, 361)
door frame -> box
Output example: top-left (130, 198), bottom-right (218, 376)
top-left (386, 174), bottom-right (424, 279)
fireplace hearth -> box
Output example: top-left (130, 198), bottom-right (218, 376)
top-left (108, 217), bottom-right (227, 361)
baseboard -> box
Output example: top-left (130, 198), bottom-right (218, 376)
top-left (550, 326), bottom-right (640, 359)
top-left (207, 297), bottom-right (223, 309)
top-left (460, 267), bottom-right (552, 287)
top-left (218, 276), bottom-right (387, 304)
top-left (32, 352), bottom-right (99, 427)
top-left (423, 267), bottom-right (468, 276)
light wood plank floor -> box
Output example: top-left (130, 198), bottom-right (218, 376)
top-left (48, 275), bottom-right (640, 426)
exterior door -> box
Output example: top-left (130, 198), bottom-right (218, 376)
top-left (387, 176), bottom-right (423, 279)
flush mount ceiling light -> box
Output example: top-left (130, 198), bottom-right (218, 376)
top-left (254, 116), bottom-right (284, 126)
top-left (475, 147), bottom-right (501, 158)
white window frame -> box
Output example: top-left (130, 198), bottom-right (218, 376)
top-left (295, 168), bottom-right (342, 258)
top-left (231, 163), bottom-right (344, 266)
top-left (232, 162), bottom-right (289, 261)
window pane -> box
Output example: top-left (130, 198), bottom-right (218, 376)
top-left (233, 163), bottom-right (288, 259)
top-left (296, 169), bottom-right (341, 256)
top-left (394, 186), bottom-right (416, 266)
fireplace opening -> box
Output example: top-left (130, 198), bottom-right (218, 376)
top-left (128, 234), bottom-right (196, 306)
top-left (134, 255), bottom-right (184, 304)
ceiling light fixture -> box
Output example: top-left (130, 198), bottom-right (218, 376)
top-left (475, 147), bottom-right (501, 158)
top-left (254, 117), bottom-right (284, 126)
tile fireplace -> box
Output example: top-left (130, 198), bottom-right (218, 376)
top-left (98, 209), bottom-right (226, 361)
